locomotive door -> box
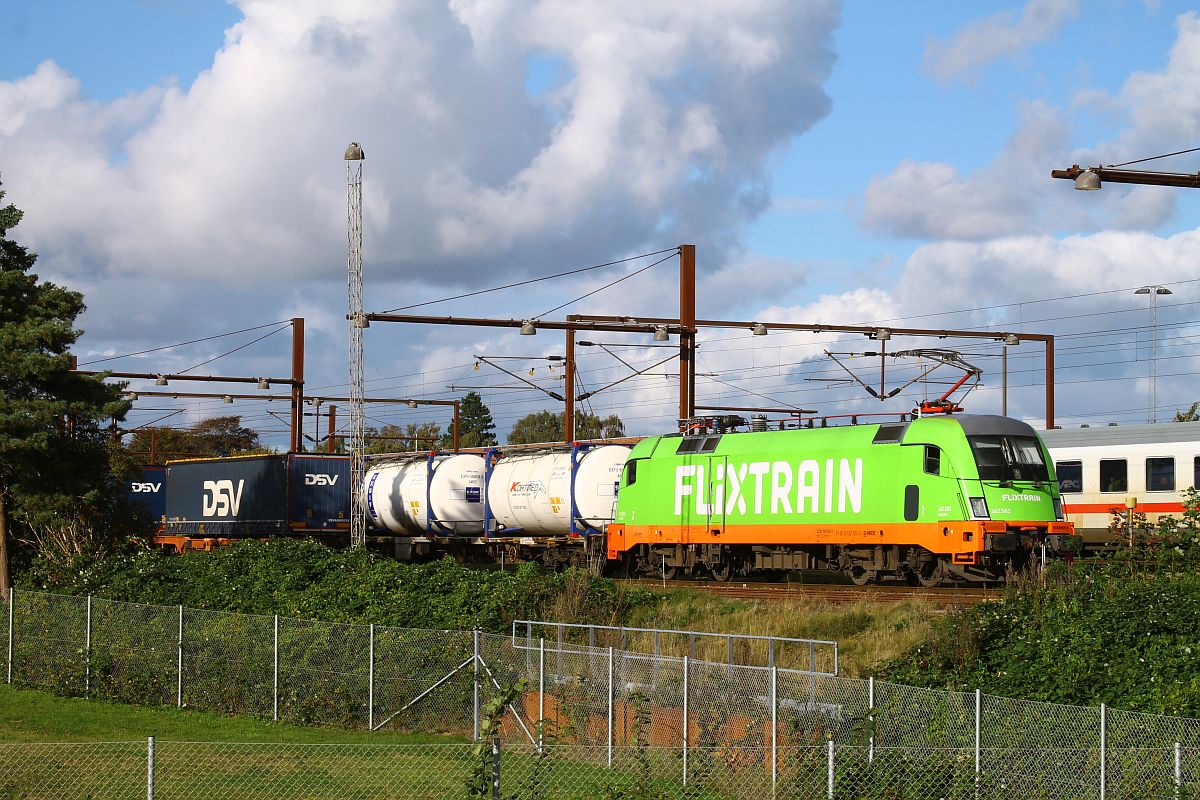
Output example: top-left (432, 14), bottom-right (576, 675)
top-left (706, 456), bottom-right (728, 538)
top-left (681, 454), bottom-right (726, 543)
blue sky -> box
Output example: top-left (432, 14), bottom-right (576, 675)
top-left (2, 0), bottom-right (1199, 445)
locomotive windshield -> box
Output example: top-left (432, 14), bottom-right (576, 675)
top-left (967, 435), bottom-right (1050, 482)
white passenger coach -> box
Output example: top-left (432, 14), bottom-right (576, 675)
top-left (1041, 420), bottom-right (1200, 548)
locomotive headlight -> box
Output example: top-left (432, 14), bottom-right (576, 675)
top-left (1053, 497), bottom-right (1064, 521)
top-left (969, 497), bottom-right (989, 519)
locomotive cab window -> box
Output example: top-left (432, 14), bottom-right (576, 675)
top-left (1055, 461), bottom-right (1083, 494)
top-left (1099, 459), bottom-right (1127, 493)
top-left (923, 446), bottom-right (941, 475)
top-left (967, 435), bottom-right (1049, 482)
top-left (622, 459), bottom-right (639, 487)
top-left (1146, 457), bottom-right (1175, 492)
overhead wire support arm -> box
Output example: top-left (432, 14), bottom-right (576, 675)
top-left (474, 356), bottom-right (565, 402)
top-left (823, 351), bottom-right (885, 399)
top-left (1051, 164), bottom-right (1200, 189)
top-left (575, 351), bottom-right (680, 402)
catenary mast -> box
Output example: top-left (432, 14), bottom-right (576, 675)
top-left (345, 142), bottom-right (366, 547)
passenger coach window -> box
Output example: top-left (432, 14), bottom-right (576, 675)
top-left (1195, 456), bottom-right (1200, 489)
top-left (1056, 461), bottom-right (1083, 494)
top-left (1147, 457), bottom-right (1175, 492)
top-left (923, 446), bottom-right (941, 475)
top-left (1100, 459), bottom-right (1127, 493)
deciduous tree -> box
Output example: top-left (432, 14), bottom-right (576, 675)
top-left (127, 416), bottom-right (264, 461)
top-left (507, 410), bottom-right (625, 444)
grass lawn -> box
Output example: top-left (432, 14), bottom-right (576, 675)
top-left (0, 682), bottom-right (462, 744)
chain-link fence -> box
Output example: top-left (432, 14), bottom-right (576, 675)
top-left (2, 739), bottom-right (1196, 799)
top-left (5, 587), bottom-right (1200, 798)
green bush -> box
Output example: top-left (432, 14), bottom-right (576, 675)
top-left (26, 538), bottom-right (652, 634)
top-left (883, 490), bottom-right (1200, 716)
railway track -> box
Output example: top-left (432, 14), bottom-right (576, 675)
top-left (623, 578), bottom-right (1002, 607)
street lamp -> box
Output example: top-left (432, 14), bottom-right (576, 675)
top-left (1134, 285), bottom-right (1172, 423)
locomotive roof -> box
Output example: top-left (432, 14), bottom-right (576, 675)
top-left (1040, 420), bottom-right (1200, 448)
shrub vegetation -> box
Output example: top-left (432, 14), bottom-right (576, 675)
top-left (27, 538), bottom-right (650, 633)
top-left (884, 488), bottom-right (1200, 716)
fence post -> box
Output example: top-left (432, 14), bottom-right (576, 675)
top-left (1175, 742), bottom-right (1181, 800)
top-left (975, 688), bottom-right (981, 786)
top-left (771, 663), bottom-right (778, 787)
top-left (827, 739), bottom-right (834, 800)
top-left (176, 605), bottom-right (183, 708)
top-left (682, 654), bottom-right (689, 786)
top-left (1100, 702), bottom-right (1106, 800)
top-left (6, 587), bottom-right (12, 684)
top-left (607, 646), bottom-right (614, 768)
top-left (653, 630), bottom-right (660, 691)
top-left (491, 737), bottom-right (501, 800)
top-left (473, 629), bottom-right (481, 742)
top-left (85, 595), bottom-right (92, 696)
top-left (146, 736), bottom-right (155, 800)
top-left (538, 637), bottom-right (545, 754)
top-left (368, 623), bottom-right (375, 731)
top-left (808, 639), bottom-right (817, 708)
top-left (273, 614), bottom-right (279, 722)
top-left (868, 676), bottom-right (874, 765)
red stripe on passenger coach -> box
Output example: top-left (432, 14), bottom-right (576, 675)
top-left (1062, 502), bottom-right (1185, 514)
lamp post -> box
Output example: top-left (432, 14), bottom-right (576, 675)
top-left (1134, 286), bottom-right (1172, 424)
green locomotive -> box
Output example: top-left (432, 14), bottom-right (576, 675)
top-left (605, 414), bottom-right (1078, 585)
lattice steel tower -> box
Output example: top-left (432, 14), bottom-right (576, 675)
top-left (345, 142), bottom-right (367, 547)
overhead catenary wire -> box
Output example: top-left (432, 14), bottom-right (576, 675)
top-left (534, 251), bottom-right (678, 319)
top-left (176, 324), bottom-right (291, 375)
top-left (79, 319), bottom-right (292, 366)
top-left (378, 247), bottom-right (678, 314)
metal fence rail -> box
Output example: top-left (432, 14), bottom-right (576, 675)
top-left (511, 618), bottom-right (839, 675)
top-left (5, 587), bottom-right (1200, 798)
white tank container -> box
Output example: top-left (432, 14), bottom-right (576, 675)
top-left (363, 454), bottom-right (486, 535)
top-left (488, 445), bottom-right (629, 534)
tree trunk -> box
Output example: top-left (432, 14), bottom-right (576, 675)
top-left (0, 488), bottom-right (10, 593)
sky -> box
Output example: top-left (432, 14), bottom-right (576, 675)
top-left (2, 0), bottom-right (1200, 449)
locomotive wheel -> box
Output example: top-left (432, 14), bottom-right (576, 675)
top-left (709, 560), bottom-right (734, 582)
top-left (914, 558), bottom-right (947, 588)
top-left (846, 565), bottom-right (873, 586)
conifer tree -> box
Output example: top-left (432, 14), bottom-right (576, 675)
top-left (453, 391), bottom-right (497, 448)
top-left (0, 183), bottom-right (130, 590)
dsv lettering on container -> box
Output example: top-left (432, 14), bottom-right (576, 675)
top-left (202, 479), bottom-right (245, 517)
top-left (130, 483), bottom-right (161, 493)
top-left (305, 474), bottom-right (340, 486)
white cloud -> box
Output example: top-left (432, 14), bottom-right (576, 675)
top-left (0, 0), bottom-right (839, 289)
top-left (863, 13), bottom-right (1200, 242)
top-left (923, 0), bottom-right (1080, 84)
